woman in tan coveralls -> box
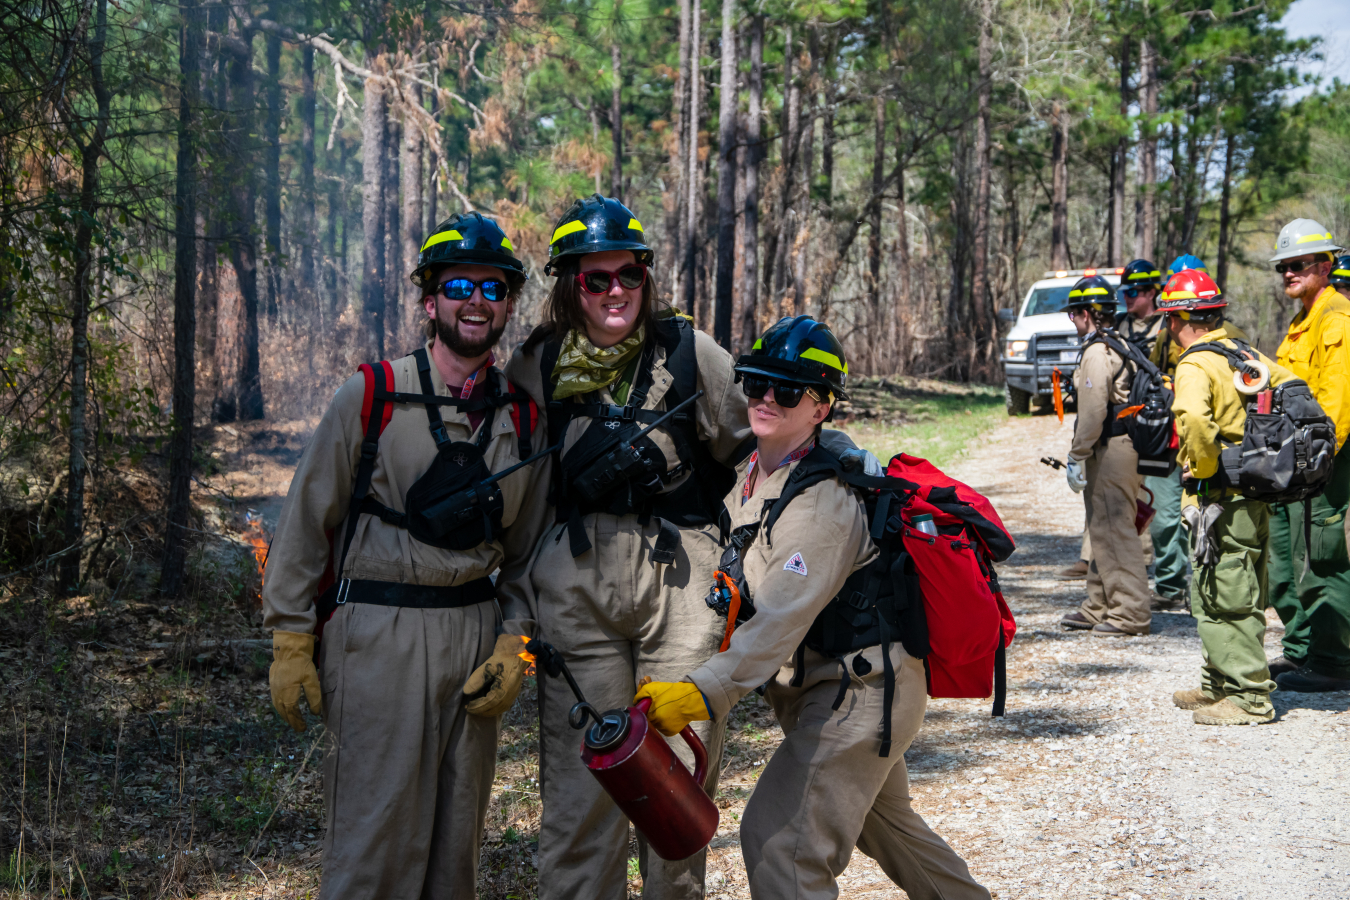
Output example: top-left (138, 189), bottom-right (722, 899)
top-left (1057, 275), bottom-right (1152, 637)
top-left (637, 317), bottom-right (989, 900)
top-left (505, 195), bottom-right (751, 900)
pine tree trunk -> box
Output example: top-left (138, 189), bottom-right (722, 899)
top-left (1216, 133), bottom-right (1235, 290)
top-left (763, 23), bottom-right (793, 315)
top-left (384, 111), bottom-right (401, 346)
top-left (1050, 101), bottom-right (1069, 271)
top-left (867, 95), bottom-right (884, 374)
top-left (893, 119), bottom-right (910, 374)
top-left (737, 13), bottom-right (762, 352)
top-left (427, 91), bottom-right (440, 234)
top-left (1111, 36), bottom-right (1129, 265)
top-left (971, 0), bottom-right (993, 371)
top-left (668, 0), bottom-right (687, 302)
top-left (403, 89), bottom-right (425, 344)
top-left (229, 23), bottom-right (264, 421)
top-left (681, 0), bottom-right (702, 317)
top-left (299, 45), bottom-right (317, 292)
top-left (361, 61), bottom-right (387, 358)
top-left (263, 4), bottom-right (282, 319)
top-left (611, 42), bottom-right (623, 200)
top-left (1134, 38), bottom-right (1157, 260)
top-left (713, 0), bottom-right (738, 349)
top-left (60, 0), bottom-right (112, 592)
top-left (791, 29), bottom-right (817, 315)
top-left (162, 0), bottom-right (202, 599)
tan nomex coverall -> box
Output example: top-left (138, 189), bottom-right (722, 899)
top-left (263, 342), bottom-right (551, 900)
top-left (1070, 333), bottom-right (1152, 634)
top-left (505, 324), bottom-right (750, 900)
top-left (686, 455), bottom-right (991, 900)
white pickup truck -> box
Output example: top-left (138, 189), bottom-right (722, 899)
top-left (998, 268), bottom-right (1124, 415)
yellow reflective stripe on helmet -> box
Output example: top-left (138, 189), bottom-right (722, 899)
top-left (1128, 270), bottom-right (1161, 281)
top-left (752, 338), bottom-right (763, 350)
top-left (627, 217), bottom-right (644, 233)
top-left (1297, 231), bottom-right (1334, 244)
top-left (500, 237), bottom-right (514, 251)
top-left (421, 230), bottom-right (463, 251)
top-left (550, 219), bottom-right (588, 244)
top-left (1335, 268), bottom-right (1350, 278)
top-left (800, 346), bottom-right (847, 374)
top-left (1162, 289), bottom-right (1198, 301)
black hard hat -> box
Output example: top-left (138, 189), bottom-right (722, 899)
top-left (735, 315), bottom-right (849, 401)
top-left (1063, 275), bottom-right (1117, 312)
top-left (411, 212), bottom-right (527, 289)
top-left (1121, 258), bottom-right (1163, 290)
top-left (545, 194), bottom-right (653, 275)
top-left (1332, 255), bottom-right (1350, 288)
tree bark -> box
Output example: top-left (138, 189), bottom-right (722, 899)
top-left (325, 136), bottom-right (343, 316)
top-left (867, 95), bottom-right (885, 373)
top-left (681, 0), bottom-right (702, 316)
top-left (763, 23), bottom-right (794, 315)
top-left (893, 118), bottom-right (910, 374)
top-left (1050, 101), bottom-right (1069, 271)
top-left (1111, 36), bottom-right (1130, 265)
top-left (1216, 133), bottom-right (1235, 290)
top-left (971, 0), bottom-right (993, 370)
top-left (361, 61), bottom-right (387, 358)
top-left (162, 0), bottom-right (202, 599)
top-left (427, 91), bottom-right (440, 234)
top-left (299, 45), bottom-right (317, 292)
top-left (738, 13), bottom-right (763, 352)
top-left (403, 87), bottom-right (425, 344)
top-left (263, 3), bottom-right (282, 319)
top-left (791, 29), bottom-right (818, 314)
top-left (669, 0), bottom-right (688, 302)
top-left (384, 111), bottom-right (401, 346)
top-left (228, 22), bottom-right (264, 421)
top-left (611, 41), bottom-right (623, 200)
top-left (1134, 38), bottom-right (1157, 261)
top-left (713, 0), bottom-right (738, 349)
top-left (60, 0), bottom-right (112, 591)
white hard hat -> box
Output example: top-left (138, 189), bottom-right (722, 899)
top-left (1270, 218), bottom-right (1343, 263)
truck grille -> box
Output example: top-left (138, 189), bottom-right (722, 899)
top-left (1034, 333), bottom-right (1080, 365)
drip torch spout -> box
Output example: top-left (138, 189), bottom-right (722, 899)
top-left (526, 639), bottom-right (605, 731)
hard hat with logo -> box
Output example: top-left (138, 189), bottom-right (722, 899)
top-left (1121, 259), bottom-right (1163, 290)
top-left (1331, 255), bottom-right (1350, 288)
top-left (545, 194), bottom-right (653, 275)
top-left (411, 212), bottom-right (527, 289)
top-left (1270, 218), bottom-right (1342, 263)
top-left (735, 315), bottom-right (849, 401)
top-left (1158, 269), bottom-right (1226, 313)
top-left (1168, 254), bottom-right (1207, 275)
top-left (1062, 275), bottom-right (1117, 312)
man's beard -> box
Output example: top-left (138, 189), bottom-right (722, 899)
top-left (434, 306), bottom-right (505, 358)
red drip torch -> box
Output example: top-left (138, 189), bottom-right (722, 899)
top-left (527, 640), bottom-right (719, 861)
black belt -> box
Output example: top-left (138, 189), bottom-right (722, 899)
top-left (317, 576), bottom-right (495, 620)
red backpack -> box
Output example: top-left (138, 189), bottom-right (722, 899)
top-left (311, 355), bottom-right (537, 640)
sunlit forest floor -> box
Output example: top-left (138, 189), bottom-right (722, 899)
top-left (30, 382), bottom-right (1350, 900)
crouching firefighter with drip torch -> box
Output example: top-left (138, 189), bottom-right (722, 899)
top-left (504, 194), bottom-right (753, 900)
top-left (636, 317), bottom-right (991, 900)
top-left (262, 213), bottom-right (553, 898)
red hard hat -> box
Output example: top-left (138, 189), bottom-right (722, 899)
top-left (1158, 268), bottom-right (1226, 313)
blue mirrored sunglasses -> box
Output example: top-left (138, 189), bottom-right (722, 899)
top-left (437, 277), bottom-right (509, 303)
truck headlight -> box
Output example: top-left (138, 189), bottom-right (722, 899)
top-left (1005, 340), bottom-right (1029, 360)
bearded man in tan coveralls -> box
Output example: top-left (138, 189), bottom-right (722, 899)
top-left (638, 316), bottom-right (990, 900)
top-left (263, 214), bottom-right (551, 899)
top-left (1058, 276), bottom-right (1152, 637)
top-left (505, 195), bottom-right (752, 900)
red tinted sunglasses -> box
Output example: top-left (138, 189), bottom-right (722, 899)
top-left (576, 264), bottom-right (648, 295)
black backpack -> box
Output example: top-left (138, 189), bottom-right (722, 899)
top-left (1178, 339), bottom-right (1337, 505)
top-left (1084, 329), bottom-right (1176, 476)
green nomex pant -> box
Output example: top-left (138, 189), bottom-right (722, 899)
top-left (1189, 498), bottom-right (1276, 716)
top-left (1284, 446), bottom-right (1350, 678)
top-left (1268, 504), bottom-right (1306, 662)
top-left (1146, 469), bottom-right (1191, 601)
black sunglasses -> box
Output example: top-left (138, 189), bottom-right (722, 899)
top-left (576, 264), bottom-right (648, 295)
top-left (1275, 259), bottom-right (1322, 275)
top-left (741, 376), bottom-right (823, 409)
top-left (437, 277), bottom-right (510, 303)
top-left (1120, 286), bottom-right (1151, 298)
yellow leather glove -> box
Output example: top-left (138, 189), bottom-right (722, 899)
top-left (270, 631), bottom-right (322, 733)
top-left (634, 681), bottom-right (711, 737)
top-left (463, 634), bottom-right (531, 717)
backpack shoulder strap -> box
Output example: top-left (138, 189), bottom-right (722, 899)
top-left (657, 315), bottom-right (699, 403)
top-left (503, 372), bottom-right (538, 460)
top-left (761, 444), bottom-right (848, 541)
top-left (340, 360), bottom-right (396, 577)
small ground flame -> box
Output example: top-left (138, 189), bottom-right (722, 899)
top-left (517, 635), bottom-right (536, 676)
top-left (243, 511), bottom-right (270, 601)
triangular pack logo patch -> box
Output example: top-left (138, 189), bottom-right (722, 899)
top-left (783, 553), bottom-right (808, 576)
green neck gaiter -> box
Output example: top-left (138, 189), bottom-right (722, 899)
top-left (551, 326), bottom-right (646, 401)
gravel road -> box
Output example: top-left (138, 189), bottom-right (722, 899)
top-left (705, 413), bottom-right (1350, 900)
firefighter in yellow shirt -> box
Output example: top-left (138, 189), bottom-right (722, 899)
top-left (1161, 269), bottom-right (1296, 725)
top-left (1267, 219), bottom-right (1350, 693)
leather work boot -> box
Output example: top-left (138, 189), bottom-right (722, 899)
top-left (1266, 655), bottom-right (1304, 678)
top-left (1276, 666), bottom-right (1350, 693)
top-left (1150, 591), bottom-right (1185, 612)
top-left (1060, 611), bottom-right (1095, 631)
top-left (1172, 688), bottom-right (1221, 710)
top-left (1092, 623), bottom-right (1147, 637)
top-left (1193, 698), bottom-right (1274, 725)
top-left (1056, 559), bottom-right (1089, 580)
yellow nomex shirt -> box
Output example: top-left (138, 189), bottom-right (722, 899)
top-left (1277, 285), bottom-right (1350, 449)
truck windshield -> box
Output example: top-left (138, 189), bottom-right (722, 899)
top-left (1024, 286), bottom-right (1072, 316)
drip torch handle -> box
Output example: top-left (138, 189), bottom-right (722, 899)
top-left (679, 725), bottom-right (709, 786)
